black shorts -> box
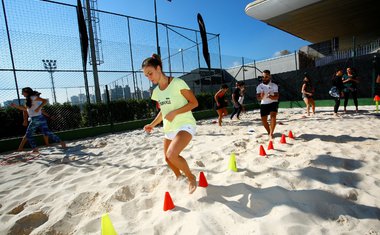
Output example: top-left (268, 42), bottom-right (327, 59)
top-left (260, 102), bottom-right (278, 117)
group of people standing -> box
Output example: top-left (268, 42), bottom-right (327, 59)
top-left (331, 67), bottom-right (360, 116)
top-left (301, 67), bottom-right (360, 117)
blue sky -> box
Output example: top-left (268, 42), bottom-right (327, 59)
top-left (1, 0), bottom-right (309, 104)
top-left (84, 0), bottom-right (309, 60)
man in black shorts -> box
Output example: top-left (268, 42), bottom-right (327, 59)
top-left (256, 70), bottom-right (279, 140)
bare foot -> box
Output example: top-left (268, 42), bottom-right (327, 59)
top-left (176, 174), bottom-right (185, 181)
top-left (31, 148), bottom-right (39, 154)
top-left (60, 141), bottom-right (67, 149)
top-left (188, 175), bottom-right (197, 194)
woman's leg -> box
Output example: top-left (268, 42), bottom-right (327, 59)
top-left (166, 131), bottom-right (196, 194)
top-left (303, 98), bottom-right (310, 115)
top-left (163, 138), bottom-right (182, 178)
top-left (236, 105), bottom-right (242, 119)
top-left (222, 107), bottom-right (228, 116)
top-left (334, 97), bottom-right (340, 115)
top-left (43, 135), bottom-right (49, 146)
top-left (18, 136), bottom-right (28, 151)
top-left (343, 91), bottom-right (349, 111)
top-left (352, 90), bottom-right (359, 112)
top-left (310, 98), bottom-right (316, 114)
top-left (39, 116), bottom-right (65, 148)
top-left (25, 119), bottom-right (39, 152)
top-left (230, 107), bottom-right (238, 119)
top-left (216, 109), bottom-right (223, 126)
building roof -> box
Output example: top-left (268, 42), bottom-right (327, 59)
top-left (245, 0), bottom-right (380, 43)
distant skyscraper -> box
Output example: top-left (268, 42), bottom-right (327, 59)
top-left (111, 85), bottom-right (124, 101)
top-left (3, 99), bottom-right (26, 107)
top-left (124, 85), bottom-right (132, 100)
top-left (70, 96), bottom-right (80, 105)
top-left (142, 90), bottom-right (150, 99)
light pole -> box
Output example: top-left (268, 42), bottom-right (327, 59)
top-left (179, 48), bottom-right (184, 73)
top-left (154, 0), bottom-right (160, 56)
top-left (42, 59), bottom-right (57, 103)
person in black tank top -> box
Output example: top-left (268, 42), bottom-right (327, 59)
top-left (214, 84), bottom-right (229, 126)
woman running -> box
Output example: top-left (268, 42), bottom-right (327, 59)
top-left (214, 84), bottom-right (229, 126)
top-left (11, 87), bottom-right (66, 153)
top-left (142, 54), bottom-right (198, 194)
top-left (301, 74), bottom-right (315, 116)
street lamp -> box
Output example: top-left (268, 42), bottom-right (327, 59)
top-left (179, 48), bottom-right (184, 73)
top-left (42, 59), bottom-right (57, 103)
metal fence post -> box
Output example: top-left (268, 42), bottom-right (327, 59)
top-left (105, 85), bottom-right (114, 132)
top-left (127, 17), bottom-right (138, 100)
top-left (165, 25), bottom-right (172, 78)
top-left (1, 0), bottom-right (21, 104)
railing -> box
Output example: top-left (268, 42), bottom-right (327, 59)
top-left (316, 39), bottom-right (380, 67)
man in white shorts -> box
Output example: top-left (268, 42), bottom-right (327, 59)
top-left (256, 70), bottom-right (279, 140)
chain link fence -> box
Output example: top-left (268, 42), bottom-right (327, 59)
top-left (0, 0), bottom-right (224, 140)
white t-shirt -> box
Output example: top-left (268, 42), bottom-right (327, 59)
top-left (256, 82), bottom-right (279, 105)
top-left (238, 95), bottom-right (244, 104)
top-left (27, 96), bottom-right (43, 117)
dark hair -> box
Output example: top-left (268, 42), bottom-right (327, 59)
top-left (263, 70), bottom-right (271, 75)
top-left (221, 84), bottom-right (228, 89)
top-left (141, 54), bottom-right (163, 69)
top-left (303, 77), bottom-right (311, 86)
top-left (349, 67), bottom-right (357, 76)
top-left (22, 87), bottom-right (41, 108)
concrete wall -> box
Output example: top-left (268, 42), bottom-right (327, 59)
top-left (225, 53), bottom-right (299, 81)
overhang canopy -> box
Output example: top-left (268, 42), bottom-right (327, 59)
top-left (245, 0), bottom-right (380, 43)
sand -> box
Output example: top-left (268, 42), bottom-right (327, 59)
top-left (0, 106), bottom-right (379, 235)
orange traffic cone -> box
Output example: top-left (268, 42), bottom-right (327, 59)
top-left (163, 192), bottom-right (175, 211)
top-left (267, 140), bottom-right (274, 150)
top-left (259, 145), bottom-right (266, 156)
top-left (198, 172), bottom-right (208, 187)
top-left (280, 134), bottom-right (287, 144)
top-left (288, 131), bottom-right (294, 139)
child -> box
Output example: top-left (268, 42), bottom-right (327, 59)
top-left (11, 87), bottom-right (66, 153)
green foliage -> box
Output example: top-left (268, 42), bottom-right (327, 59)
top-left (0, 107), bottom-right (24, 139)
top-left (194, 93), bottom-right (214, 111)
top-left (0, 96), bottom-right (212, 139)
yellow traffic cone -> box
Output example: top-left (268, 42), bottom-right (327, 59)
top-left (228, 153), bottom-right (237, 172)
top-left (101, 213), bottom-right (117, 235)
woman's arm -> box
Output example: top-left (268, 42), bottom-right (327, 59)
top-left (301, 84), bottom-right (306, 94)
top-left (301, 84), bottom-right (312, 95)
top-left (144, 111), bottom-right (162, 133)
top-left (22, 110), bottom-right (28, 126)
top-left (214, 90), bottom-right (221, 103)
top-left (34, 97), bottom-right (47, 112)
top-left (10, 103), bottom-right (27, 111)
top-left (165, 89), bottom-right (198, 122)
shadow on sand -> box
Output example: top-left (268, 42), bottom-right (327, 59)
top-left (298, 133), bottom-right (377, 143)
top-left (198, 183), bottom-right (380, 219)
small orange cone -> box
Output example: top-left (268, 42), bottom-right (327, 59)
top-left (163, 192), bottom-right (175, 211)
top-left (198, 172), bottom-right (208, 187)
top-left (288, 131), bottom-right (294, 139)
top-left (280, 134), bottom-right (287, 144)
top-left (259, 145), bottom-right (266, 156)
top-left (267, 140), bottom-right (274, 150)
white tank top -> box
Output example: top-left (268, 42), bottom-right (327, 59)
top-left (27, 96), bottom-right (43, 117)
